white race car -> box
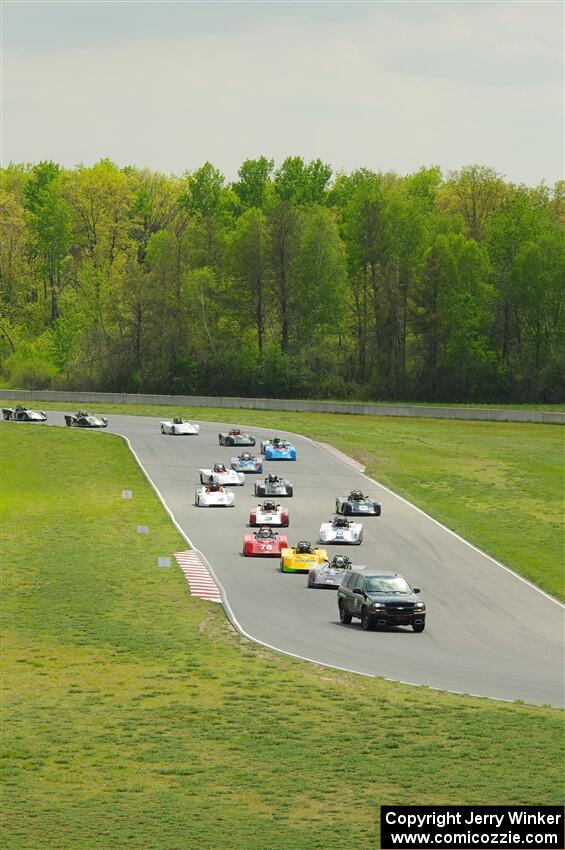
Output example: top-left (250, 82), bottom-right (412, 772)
top-left (195, 483), bottom-right (235, 507)
top-left (199, 463), bottom-right (245, 486)
top-left (249, 501), bottom-right (289, 527)
top-left (161, 418), bottom-right (199, 435)
top-left (2, 405), bottom-right (47, 422)
top-left (319, 516), bottom-right (363, 545)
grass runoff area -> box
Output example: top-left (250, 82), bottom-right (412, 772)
top-left (6, 398), bottom-right (564, 600)
top-left (1, 422), bottom-right (564, 850)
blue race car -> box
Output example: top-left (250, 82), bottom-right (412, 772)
top-left (260, 437), bottom-right (297, 461)
top-left (230, 451), bottom-right (264, 473)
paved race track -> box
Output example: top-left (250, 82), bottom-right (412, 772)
top-left (49, 414), bottom-right (564, 706)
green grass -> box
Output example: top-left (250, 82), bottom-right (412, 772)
top-left (1, 427), bottom-right (564, 850)
top-left (6, 399), bottom-right (564, 600)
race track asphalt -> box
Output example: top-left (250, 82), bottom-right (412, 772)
top-left (48, 413), bottom-right (564, 706)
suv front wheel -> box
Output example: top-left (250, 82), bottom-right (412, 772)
top-left (339, 601), bottom-right (352, 624)
top-left (361, 607), bottom-right (374, 631)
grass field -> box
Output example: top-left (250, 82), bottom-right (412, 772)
top-left (1, 426), bottom-right (564, 850)
top-left (5, 400), bottom-right (563, 600)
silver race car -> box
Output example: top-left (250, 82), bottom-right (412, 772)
top-left (218, 428), bottom-right (256, 446)
top-left (195, 482), bottom-right (236, 507)
top-left (64, 411), bottom-right (108, 428)
top-left (319, 515), bottom-right (363, 545)
top-left (335, 490), bottom-right (381, 516)
top-left (308, 554), bottom-right (356, 589)
top-left (254, 473), bottom-right (293, 498)
top-left (2, 405), bottom-right (47, 422)
top-left (200, 463), bottom-right (245, 486)
top-left (161, 418), bottom-right (199, 435)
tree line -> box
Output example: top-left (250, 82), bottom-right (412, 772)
top-left (1, 158), bottom-right (563, 402)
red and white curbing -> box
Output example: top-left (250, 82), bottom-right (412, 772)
top-left (174, 550), bottom-right (222, 604)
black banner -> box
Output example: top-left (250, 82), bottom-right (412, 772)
top-left (381, 806), bottom-right (564, 849)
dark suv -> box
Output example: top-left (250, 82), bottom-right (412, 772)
top-left (337, 569), bottom-right (425, 632)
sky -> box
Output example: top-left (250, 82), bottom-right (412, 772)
top-left (2, 0), bottom-right (563, 185)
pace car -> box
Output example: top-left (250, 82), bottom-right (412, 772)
top-left (260, 437), bottom-right (297, 460)
top-left (335, 490), bottom-right (382, 516)
top-left (218, 429), bottom-right (256, 447)
top-left (254, 474), bottom-right (293, 498)
top-left (337, 570), bottom-right (425, 632)
top-left (195, 482), bottom-right (235, 507)
top-left (243, 527), bottom-right (289, 557)
top-left (319, 515), bottom-right (363, 545)
top-left (160, 418), bottom-right (199, 435)
top-left (199, 463), bottom-right (245, 486)
top-left (64, 411), bottom-right (108, 428)
top-left (2, 405), bottom-right (47, 423)
top-left (249, 501), bottom-right (289, 527)
top-left (308, 554), bottom-right (355, 589)
top-left (280, 540), bottom-right (328, 574)
top-left (230, 452), bottom-right (264, 474)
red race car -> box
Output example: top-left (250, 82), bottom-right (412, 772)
top-left (249, 500), bottom-right (289, 527)
top-left (243, 527), bottom-right (289, 557)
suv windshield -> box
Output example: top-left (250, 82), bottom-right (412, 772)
top-left (365, 576), bottom-right (412, 594)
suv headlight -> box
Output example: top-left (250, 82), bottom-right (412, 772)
top-left (372, 602), bottom-right (385, 610)
top-left (415, 602), bottom-right (426, 610)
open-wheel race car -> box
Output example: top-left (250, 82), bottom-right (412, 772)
top-left (319, 515), bottom-right (363, 545)
top-left (160, 418), bottom-right (199, 435)
top-left (230, 452), bottom-right (264, 474)
top-left (243, 527), bottom-right (289, 557)
top-left (249, 501), bottom-right (289, 527)
top-left (260, 437), bottom-right (297, 461)
top-left (64, 411), bottom-right (108, 428)
top-left (254, 474), bottom-right (293, 498)
top-left (195, 482), bottom-right (235, 507)
top-left (308, 554), bottom-right (356, 589)
top-left (335, 490), bottom-right (382, 516)
top-left (2, 405), bottom-right (47, 423)
top-left (280, 540), bottom-right (328, 574)
top-left (218, 428), bottom-right (256, 447)
top-left (200, 463), bottom-right (245, 486)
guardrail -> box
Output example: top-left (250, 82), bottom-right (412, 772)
top-left (0, 389), bottom-right (562, 424)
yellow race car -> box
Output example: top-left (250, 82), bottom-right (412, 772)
top-left (280, 540), bottom-right (328, 574)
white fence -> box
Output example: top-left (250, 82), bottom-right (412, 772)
top-left (1, 389), bottom-right (562, 424)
